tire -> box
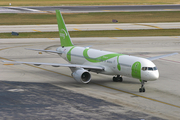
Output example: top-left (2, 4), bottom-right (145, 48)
top-left (119, 77), bottom-right (123, 82)
top-left (113, 77), bottom-right (117, 82)
top-left (143, 88), bottom-right (145, 92)
top-left (139, 88), bottom-right (142, 92)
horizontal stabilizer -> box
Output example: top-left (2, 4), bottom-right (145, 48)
top-left (25, 48), bottom-right (62, 54)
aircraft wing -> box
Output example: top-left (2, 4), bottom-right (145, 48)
top-left (2, 60), bottom-right (104, 71)
top-left (147, 53), bottom-right (178, 61)
top-left (25, 48), bottom-right (62, 54)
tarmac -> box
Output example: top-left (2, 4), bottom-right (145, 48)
top-left (1, 22), bottom-right (180, 33)
top-left (1, 5), bottom-right (180, 13)
top-left (0, 37), bottom-right (180, 119)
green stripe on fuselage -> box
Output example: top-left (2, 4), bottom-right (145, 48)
top-left (83, 48), bottom-right (123, 71)
top-left (117, 56), bottom-right (121, 71)
top-left (67, 47), bottom-right (124, 71)
top-left (67, 46), bottom-right (75, 61)
top-left (132, 61), bottom-right (141, 79)
top-left (83, 48), bottom-right (120, 63)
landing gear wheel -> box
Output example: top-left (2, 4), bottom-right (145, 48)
top-left (143, 88), bottom-right (145, 92)
top-left (139, 88), bottom-right (145, 92)
top-left (112, 75), bottom-right (123, 82)
top-left (118, 77), bottom-right (123, 82)
top-left (139, 80), bottom-right (147, 92)
top-left (113, 77), bottom-right (117, 82)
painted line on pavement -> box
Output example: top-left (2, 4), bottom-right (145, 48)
top-left (1, 54), bottom-right (180, 109)
top-left (103, 10), bottom-right (112, 12)
top-left (94, 83), bottom-right (180, 109)
top-left (109, 37), bottom-right (117, 39)
top-left (164, 9), bottom-right (173, 11)
top-left (1, 46), bottom-right (180, 109)
top-left (115, 27), bottom-right (123, 30)
top-left (170, 36), bottom-right (178, 38)
top-left (73, 28), bottom-right (82, 31)
top-left (134, 23), bottom-right (163, 29)
top-left (33, 29), bottom-right (41, 32)
top-left (48, 38), bottom-right (55, 40)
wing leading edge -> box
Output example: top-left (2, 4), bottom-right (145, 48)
top-left (147, 53), bottom-right (178, 61)
top-left (2, 60), bottom-right (104, 71)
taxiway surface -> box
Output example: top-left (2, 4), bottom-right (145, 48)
top-left (0, 37), bottom-right (180, 119)
top-left (1, 5), bottom-right (180, 13)
top-left (1, 22), bottom-right (180, 33)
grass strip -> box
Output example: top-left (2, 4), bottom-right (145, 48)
top-left (1, 11), bottom-right (180, 25)
top-left (1, 29), bottom-right (180, 38)
top-left (1, 0), bottom-right (180, 6)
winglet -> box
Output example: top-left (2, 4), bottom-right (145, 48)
top-left (56, 10), bottom-right (74, 47)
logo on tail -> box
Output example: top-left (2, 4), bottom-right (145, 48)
top-left (56, 10), bottom-right (74, 47)
top-left (60, 29), bottom-right (67, 39)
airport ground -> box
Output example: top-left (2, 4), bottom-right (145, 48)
top-left (0, 37), bottom-right (180, 119)
top-left (1, 22), bottom-right (180, 33)
top-left (1, 4), bottom-right (180, 120)
top-left (1, 11), bottom-right (180, 25)
top-left (1, 0), bottom-right (180, 6)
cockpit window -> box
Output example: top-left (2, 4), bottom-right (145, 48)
top-left (142, 67), bottom-right (158, 71)
top-left (153, 67), bottom-right (157, 70)
top-left (148, 67), bottom-right (153, 71)
top-left (142, 67), bottom-right (147, 71)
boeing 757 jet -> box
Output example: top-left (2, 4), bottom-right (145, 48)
top-left (3, 10), bottom-right (178, 92)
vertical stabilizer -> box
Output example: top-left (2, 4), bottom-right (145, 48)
top-left (56, 10), bottom-right (74, 47)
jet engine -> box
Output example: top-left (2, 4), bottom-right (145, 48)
top-left (72, 68), bottom-right (91, 84)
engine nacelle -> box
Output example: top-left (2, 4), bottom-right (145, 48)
top-left (72, 68), bottom-right (91, 84)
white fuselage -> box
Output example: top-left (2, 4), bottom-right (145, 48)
top-left (57, 46), bottom-right (159, 81)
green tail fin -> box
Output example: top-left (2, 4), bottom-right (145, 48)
top-left (56, 10), bottom-right (74, 47)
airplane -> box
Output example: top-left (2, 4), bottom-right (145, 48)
top-left (3, 10), bottom-right (178, 92)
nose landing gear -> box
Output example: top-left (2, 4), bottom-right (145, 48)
top-left (139, 80), bottom-right (147, 92)
top-left (113, 75), bottom-right (123, 82)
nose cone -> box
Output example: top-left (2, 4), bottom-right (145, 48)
top-left (150, 70), bottom-right (159, 81)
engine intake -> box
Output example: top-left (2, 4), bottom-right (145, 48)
top-left (72, 68), bottom-right (91, 83)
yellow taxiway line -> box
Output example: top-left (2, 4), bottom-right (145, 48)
top-left (1, 46), bottom-right (180, 109)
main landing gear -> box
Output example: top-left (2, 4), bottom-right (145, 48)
top-left (113, 75), bottom-right (123, 82)
top-left (139, 80), bottom-right (147, 92)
